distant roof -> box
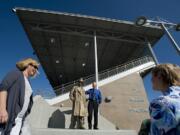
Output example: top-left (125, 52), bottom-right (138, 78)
top-left (14, 7), bottom-right (164, 89)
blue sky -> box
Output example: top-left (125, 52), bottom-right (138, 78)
top-left (0, 0), bottom-right (179, 101)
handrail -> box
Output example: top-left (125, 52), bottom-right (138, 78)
top-left (54, 55), bottom-right (152, 90)
top-left (52, 55), bottom-right (154, 95)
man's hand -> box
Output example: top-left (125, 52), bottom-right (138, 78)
top-left (0, 109), bottom-right (8, 123)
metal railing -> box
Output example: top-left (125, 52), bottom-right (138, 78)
top-left (52, 56), bottom-right (154, 96)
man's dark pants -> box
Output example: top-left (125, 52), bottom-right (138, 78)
top-left (88, 100), bottom-right (99, 129)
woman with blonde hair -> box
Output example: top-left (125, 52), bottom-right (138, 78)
top-left (139, 63), bottom-right (180, 135)
top-left (0, 58), bottom-right (39, 135)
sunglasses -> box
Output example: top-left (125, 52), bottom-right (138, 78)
top-left (29, 64), bottom-right (38, 70)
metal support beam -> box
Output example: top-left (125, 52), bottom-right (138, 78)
top-left (147, 42), bottom-right (159, 65)
top-left (32, 26), bottom-right (146, 45)
top-left (159, 22), bottom-right (180, 55)
top-left (94, 31), bottom-right (99, 88)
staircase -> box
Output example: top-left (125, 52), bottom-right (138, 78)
top-left (29, 96), bottom-right (137, 135)
top-left (32, 129), bottom-right (137, 135)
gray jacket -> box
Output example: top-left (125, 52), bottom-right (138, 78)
top-left (0, 69), bottom-right (33, 135)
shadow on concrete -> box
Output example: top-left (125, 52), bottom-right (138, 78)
top-left (48, 109), bottom-right (65, 128)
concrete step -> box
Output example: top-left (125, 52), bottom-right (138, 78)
top-left (51, 107), bottom-right (116, 130)
top-left (32, 128), bottom-right (137, 135)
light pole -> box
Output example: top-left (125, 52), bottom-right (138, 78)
top-left (135, 16), bottom-right (180, 55)
top-left (94, 31), bottom-right (99, 89)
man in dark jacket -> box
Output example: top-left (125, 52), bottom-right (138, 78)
top-left (0, 58), bottom-right (39, 135)
top-left (86, 82), bottom-right (102, 130)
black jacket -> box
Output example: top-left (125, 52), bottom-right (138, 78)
top-left (0, 69), bottom-right (33, 135)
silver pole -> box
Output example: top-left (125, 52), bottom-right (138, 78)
top-left (157, 18), bottom-right (180, 55)
top-left (94, 31), bottom-right (99, 88)
top-left (147, 42), bottom-right (159, 65)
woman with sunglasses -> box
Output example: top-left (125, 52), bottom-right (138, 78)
top-left (0, 58), bottom-right (39, 135)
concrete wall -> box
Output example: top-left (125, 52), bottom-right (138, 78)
top-left (28, 96), bottom-right (66, 129)
top-left (99, 73), bottom-right (149, 131)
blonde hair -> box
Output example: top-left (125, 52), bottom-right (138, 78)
top-left (16, 58), bottom-right (39, 71)
top-left (152, 63), bottom-right (180, 86)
